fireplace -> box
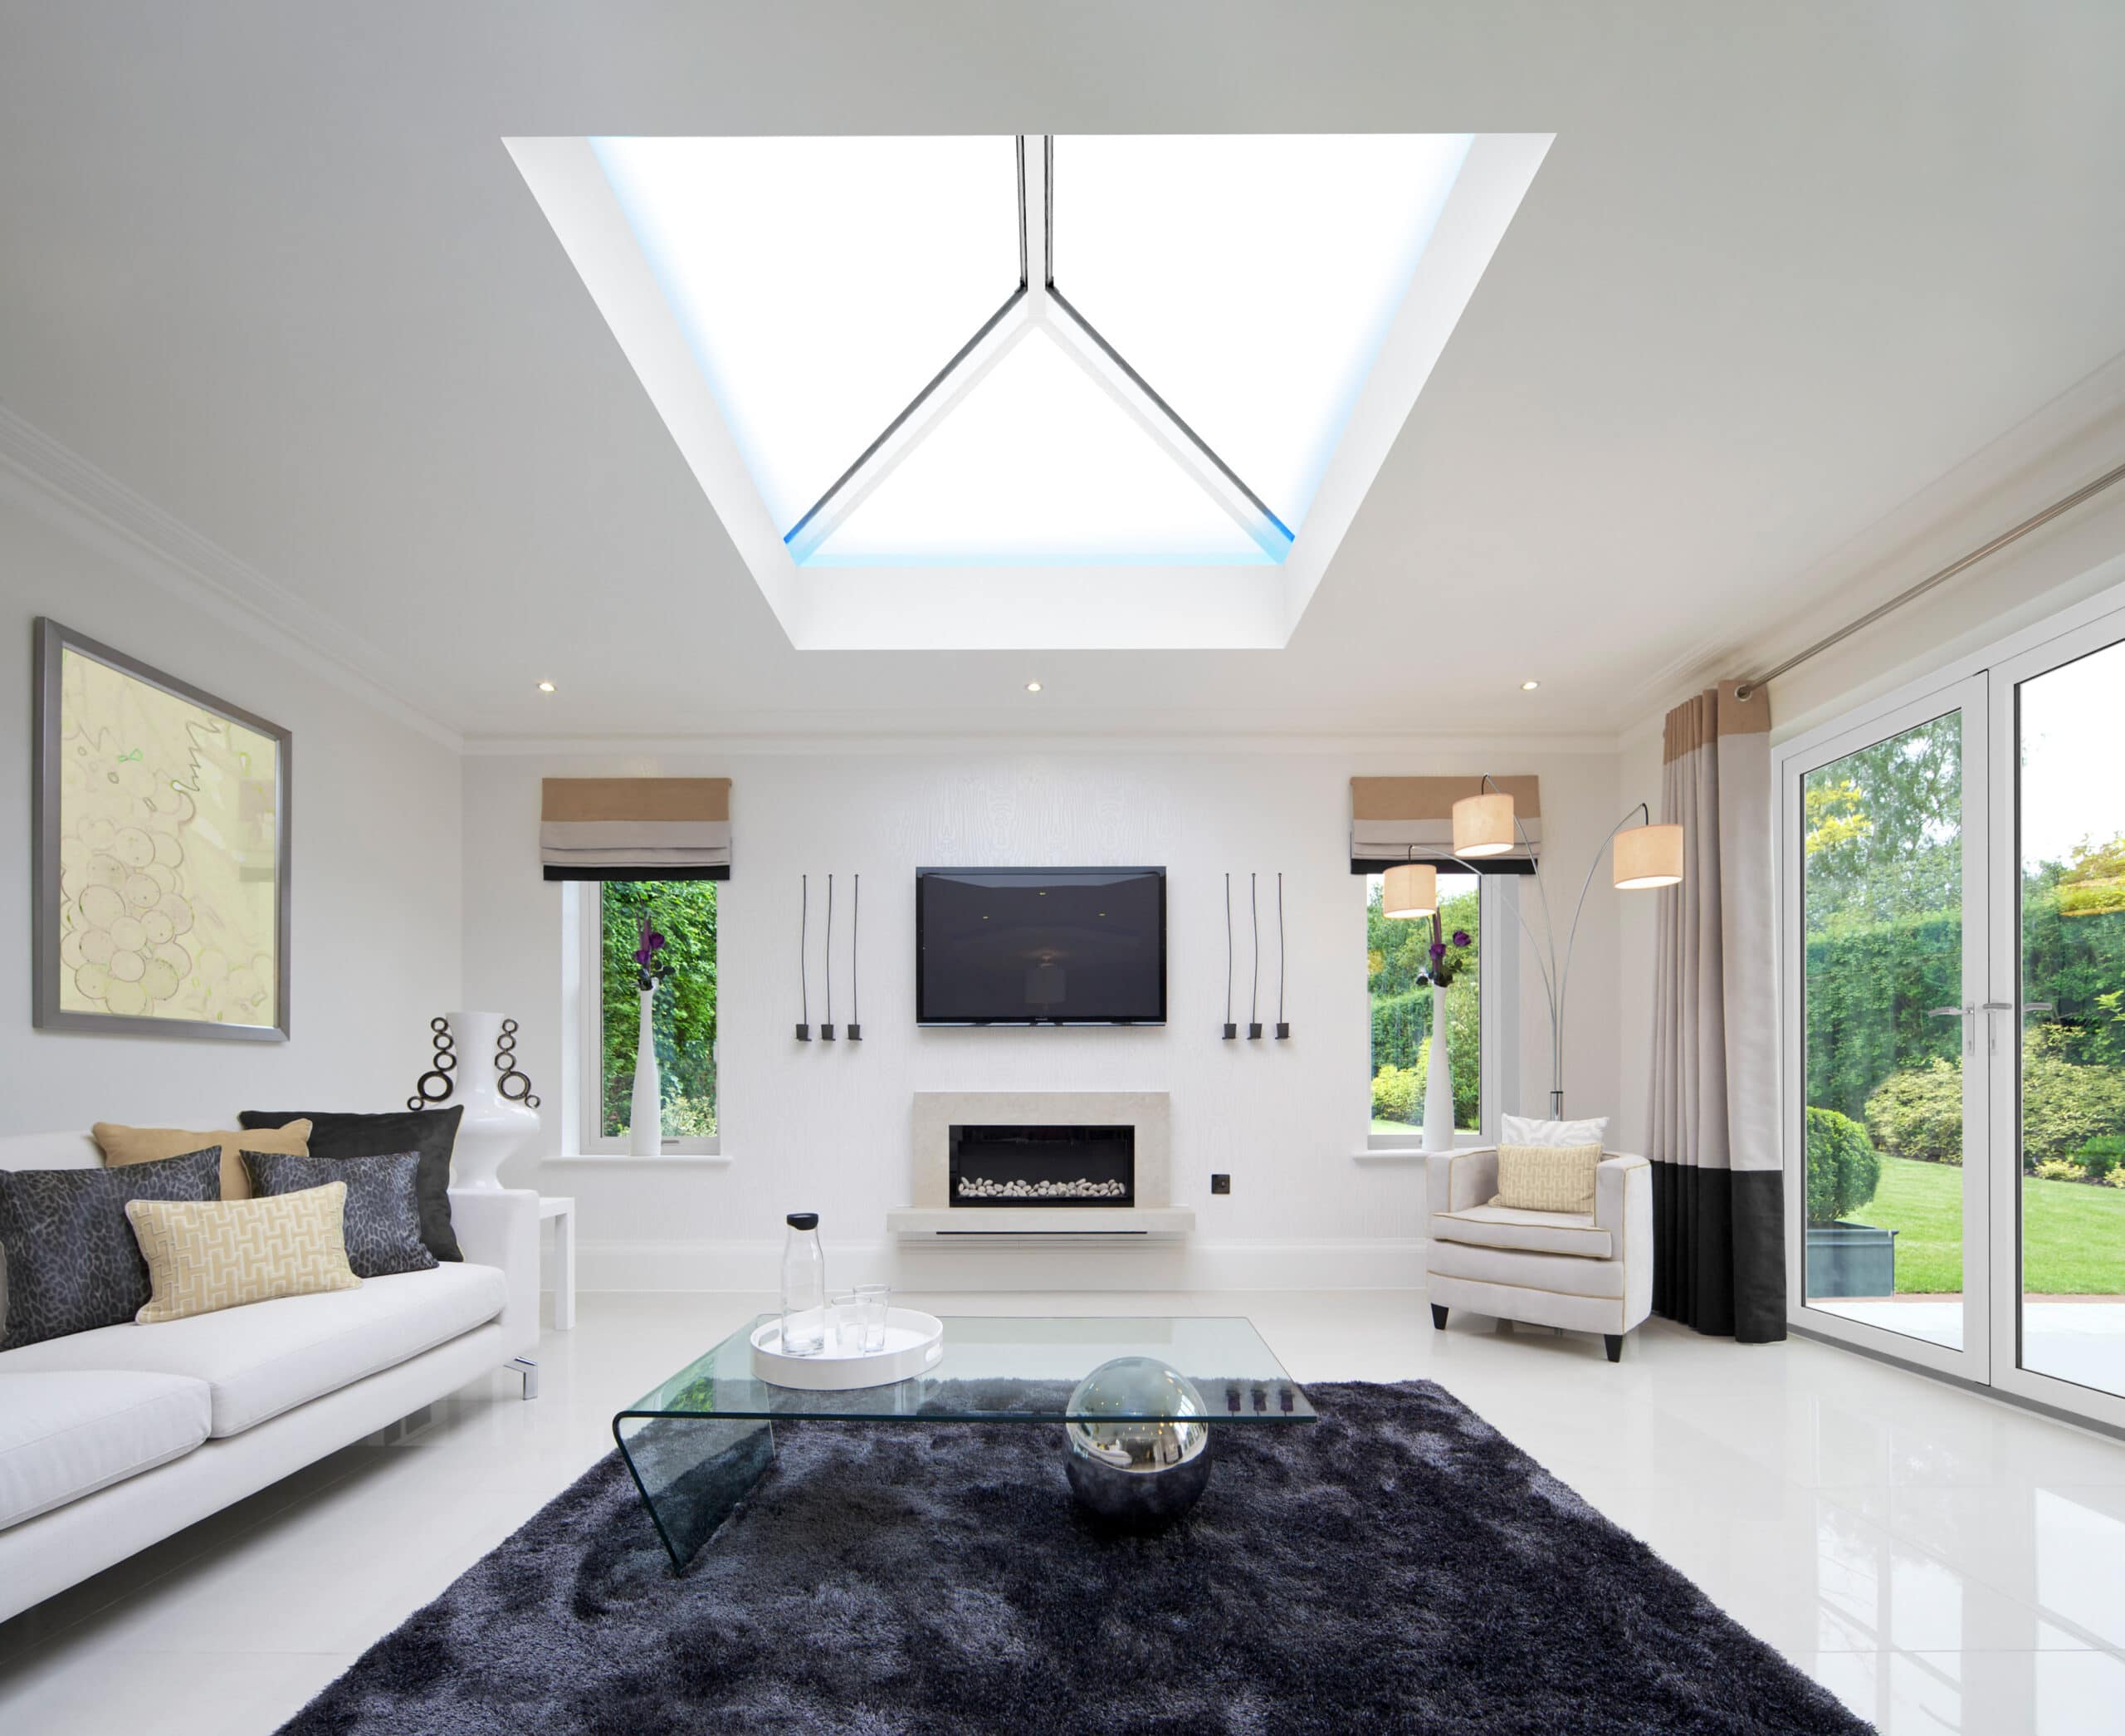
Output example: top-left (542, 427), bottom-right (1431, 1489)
top-left (948, 1123), bottom-right (1136, 1207)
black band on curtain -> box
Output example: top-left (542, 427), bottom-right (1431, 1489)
top-left (1651, 1164), bottom-right (1786, 1343)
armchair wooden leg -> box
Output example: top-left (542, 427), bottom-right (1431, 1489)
top-left (1603, 1334), bottom-right (1623, 1363)
top-left (1430, 1304), bottom-right (1448, 1330)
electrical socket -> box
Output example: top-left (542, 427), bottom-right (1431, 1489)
top-left (1210, 1173), bottom-right (1231, 1195)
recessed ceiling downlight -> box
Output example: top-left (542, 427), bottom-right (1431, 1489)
top-left (537, 680), bottom-right (557, 692)
top-left (1520, 680), bottom-right (1540, 691)
top-left (1026, 680), bottom-right (1043, 692)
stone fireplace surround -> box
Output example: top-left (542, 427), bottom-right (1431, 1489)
top-left (886, 1091), bottom-right (1194, 1237)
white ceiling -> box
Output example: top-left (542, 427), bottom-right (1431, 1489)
top-left (2, 3), bottom-right (2123, 742)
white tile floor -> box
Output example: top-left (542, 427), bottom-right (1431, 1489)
top-left (4, 1291), bottom-right (2125, 1734)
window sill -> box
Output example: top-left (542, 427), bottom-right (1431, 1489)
top-left (1351, 1147), bottom-right (1435, 1163)
top-left (542, 1151), bottom-right (734, 1167)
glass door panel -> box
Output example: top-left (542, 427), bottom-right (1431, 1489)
top-left (2013, 638), bottom-right (2125, 1401)
top-left (1800, 709), bottom-right (1977, 1352)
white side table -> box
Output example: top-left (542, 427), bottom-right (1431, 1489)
top-left (539, 1195), bottom-right (577, 1331)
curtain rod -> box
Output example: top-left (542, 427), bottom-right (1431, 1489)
top-left (1734, 458), bottom-right (2125, 700)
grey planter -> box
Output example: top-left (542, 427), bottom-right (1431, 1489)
top-left (1805, 1221), bottom-right (1898, 1298)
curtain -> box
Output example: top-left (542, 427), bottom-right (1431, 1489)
top-left (540, 778), bottom-right (730, 881)
top-left (1648, 682), bottom-right (1783, 1341)
top-left (1349, 775), bottom-right (1542, 875)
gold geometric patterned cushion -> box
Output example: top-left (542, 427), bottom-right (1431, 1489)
top-left (1491, 1142), bottom-right (1605, 1214)
top-left (125, 1183), bottom-right (360, 1323)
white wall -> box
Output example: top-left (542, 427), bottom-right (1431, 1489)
top-left (0, 470), bottom-right (462, 1129)
top-left (464, 741), bottom-right (1628, 1292)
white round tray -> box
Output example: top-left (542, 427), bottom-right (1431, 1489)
top-left (750, 1308), bottom-right (945, 1391)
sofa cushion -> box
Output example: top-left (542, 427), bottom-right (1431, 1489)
top-left (0, 1147), bottom-right (224, 1350)
top-left (1429, 1235), bottom-right (1628, 1297)
top-left (0, 1370), bottom-right (211, 1528)
top-left (1432, 1205), bottom-right (1614, 1259)
top-left (244, 1151), bottom-right (436, 1278)
top-left (92, 1118), bottom-right (312, 1202)
top-left (239, 1108), bottom-right (463, 1263)
top-left (128, 1185), bottom-right (362, 1323)
top-left (0, 1263), bottom-right (507, 1437)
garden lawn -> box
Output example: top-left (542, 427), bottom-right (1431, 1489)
top-left (1853, 1156), bottom-right (2125, 1295)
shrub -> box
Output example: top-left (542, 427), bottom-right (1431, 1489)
top-left (2077, 1135), bottom-right (2125, 1181)
top-left (2032, 1157), bottom-right (2088, 1182)
top-left (2106, 1169), bottom-right (2125, 1190)
top-left (1805, 1106), bottom-right (1882, 1225)
top-left (1864, 1059), bottom-right (1963, 1166)
top-left (1371, 1063), bottom-right (1421, 1125)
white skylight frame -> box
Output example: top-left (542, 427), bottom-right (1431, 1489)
top-left (507, 132), bottom-right (1551, 650)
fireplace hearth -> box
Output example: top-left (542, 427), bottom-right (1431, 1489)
top-left (949, 1123), bottom-right (1136, 1208)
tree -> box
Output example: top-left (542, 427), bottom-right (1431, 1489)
top-left (1369, 878), bottom-right (1480, 1128)
top-left (599, 881), bottom-right (717, 1138)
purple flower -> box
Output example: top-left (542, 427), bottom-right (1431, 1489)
top-left (1452, 930), bottom-right (1471, 949)
top-left (1429, 941), bottom-right (1447, 961)
top-left (633, 918), bottom-right (667, 971)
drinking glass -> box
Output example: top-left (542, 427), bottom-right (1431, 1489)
top-left (855, 1283), bottom-right (891, 1353)
top-left (828, 1291), bottom-right (861, 1353)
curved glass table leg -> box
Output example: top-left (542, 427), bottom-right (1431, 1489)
top-left (613, 1411), bottom-right (776, 1572)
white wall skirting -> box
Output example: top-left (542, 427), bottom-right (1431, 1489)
top-left (559, 1237), bottom-right (1429, 1295)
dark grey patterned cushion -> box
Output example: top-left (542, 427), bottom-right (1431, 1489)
top-left (242, 1150), bottom-right (436, 1279)
top-left (0, 1147), bottom-right (223, 1349)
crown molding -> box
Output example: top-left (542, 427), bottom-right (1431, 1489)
top-left (0, 403), bottom-right (463, 749)
top-left (459, 727), bottom-right (1626, 760)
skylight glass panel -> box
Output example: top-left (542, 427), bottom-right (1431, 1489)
top-left (804, 328), bottom-right (1275, 567)
top-left (1053, 134), bottom-right (1471, 534)
top-left (592, 135), bottom-right (1019, 531)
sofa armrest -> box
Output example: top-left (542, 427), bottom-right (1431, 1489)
top-left (1594, 1155), bottom-right (1654, 1331)
top-left (1427, 1147), bottom-right (1499, 1216)
top-left (447, 1187), bottom-right (540, 1359)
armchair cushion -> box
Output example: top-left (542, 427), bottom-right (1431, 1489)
top-left (1431, 1205), bottom-right (1612, 1260)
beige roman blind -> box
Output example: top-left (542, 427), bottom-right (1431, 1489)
top-left (1349, 775), bottom-right (1541, 875)
top-left (540, 778), bottom-right (731, 882)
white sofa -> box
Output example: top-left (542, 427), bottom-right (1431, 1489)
top-left (1425, 1145), bottom-right (1654, 1362)
top-left (0, 1131), bottom-right (540, 1622)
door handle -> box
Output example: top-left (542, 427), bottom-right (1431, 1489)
top-left (1980, 1000), bottom-right (2014, 1054)
top-left (1927, 1005), bottom-right (1975, 1055)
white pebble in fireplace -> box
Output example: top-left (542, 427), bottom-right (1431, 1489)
top-left (887, 1091), bottom-right (1194, 1238)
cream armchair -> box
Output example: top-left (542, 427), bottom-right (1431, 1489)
top-left (1425, 1147), bottom-right (1654, 1362)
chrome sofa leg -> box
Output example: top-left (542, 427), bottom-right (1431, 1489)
top-left (510, 1355), bottom-right (540, 1399)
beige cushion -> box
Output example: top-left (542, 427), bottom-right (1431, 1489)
top-left (0, 1264), bottom-right (508, 1437)
top-left (125, 1185), bottom-right (359, 1323)
top-left (93, 1119), bottom-right (312, 1202)
top-left (1492, 1142), bottom-right (1605, 1213)
top-left (1431, 1205), bottom-right (1614, 1259)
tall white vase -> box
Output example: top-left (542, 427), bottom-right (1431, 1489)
top-left (628, 985), bottom-right (662, 1157)
top-left (1423, 984), bottom-right (1456, 1152)
top-left (447, 1010), bottom-right (539, 1191)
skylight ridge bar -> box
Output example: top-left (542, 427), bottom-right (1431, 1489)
top-left (1015, 134), bottom-right (1028, 289)
top-left (1045, 283), bottom-right (1294, 545)
top-left (1043, 134), bottom-right (1054, 288)
top-left (783, 283), bottom-right (1028, 551)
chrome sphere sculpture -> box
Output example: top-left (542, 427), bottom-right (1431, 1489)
top-left (1062, 1355), bottom-right (1214, 1529)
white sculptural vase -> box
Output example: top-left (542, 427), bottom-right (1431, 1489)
top-left (628, 985), bottom-right (662, 1157)
top-left (446, 1010), bottom-right (539, 1191)
top-left (1423, 983), bottom-right (1456, 1153)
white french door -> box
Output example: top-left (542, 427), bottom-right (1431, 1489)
top-left (1780, 597), bottom-right (2125, 1430)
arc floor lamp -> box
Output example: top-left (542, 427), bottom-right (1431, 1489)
top-left (1381, 775), bottom-right (1683, 1117)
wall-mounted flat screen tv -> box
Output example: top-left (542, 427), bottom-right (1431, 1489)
top-left (916, 867), bottom-right (1166, 1026)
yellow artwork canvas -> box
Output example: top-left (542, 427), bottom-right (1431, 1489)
top-left (38, 626), bottom-right (287, 1035)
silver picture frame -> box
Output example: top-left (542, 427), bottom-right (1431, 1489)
top-left (32, 617), bottom-right (293, 1041)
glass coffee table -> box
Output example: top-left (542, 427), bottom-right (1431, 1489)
top-left (613, 1314), bottom-right (1316, 1570)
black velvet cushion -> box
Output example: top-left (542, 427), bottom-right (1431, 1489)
top-left (0, 1148), bottom-right (222, 1349)
top-left (243, 1150), bottom-right (437, 1279)
top-left (238, 1108), bottom-right (463, 1261)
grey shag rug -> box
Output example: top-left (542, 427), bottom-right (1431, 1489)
top-left (280, 1381), bottom-right (1868, 1734)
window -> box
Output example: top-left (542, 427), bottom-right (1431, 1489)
top-left (580, 880), bottom-right (719, 1154)
top-left (1367, 870), bottom-right (1483, 1144)
top-left (589, 132), bottom-right (1472, 567)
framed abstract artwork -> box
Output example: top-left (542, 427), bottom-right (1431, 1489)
top-left (32, 619), bottom-right (292, 1040)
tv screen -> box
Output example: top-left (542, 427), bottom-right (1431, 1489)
top-left (916, 868), bottom-right (1166, 1025)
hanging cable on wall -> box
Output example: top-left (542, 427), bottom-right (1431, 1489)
top-left (821, 873), bottom-right (837, 1039)
top-left (1248, 872), bottom-right (1263, 1039)
top-left (1222, 873), bottom-right (1237, 1039)
top-left (848, 873), bottom-right (862, 1040)
top-left (1275, 871), bottom-right (1290, 1039)
top-left (795, 874), bottom-right (812, 1041)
